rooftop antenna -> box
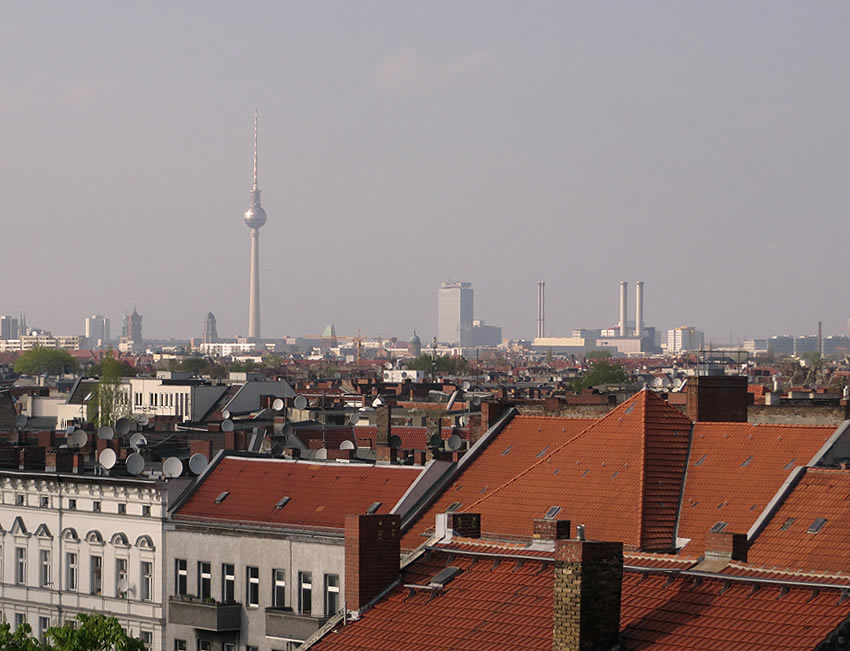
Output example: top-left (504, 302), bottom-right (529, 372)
top-left (252, 108), bottom-right (259, 191)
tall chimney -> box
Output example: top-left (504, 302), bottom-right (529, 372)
top-left (634, 281), bottom-right (644, 337)
top-left (344, 514), bottom-right (400, 612)
top-left (818, 321), bottom-right (823, 356)
top-left (618, 281), bottom-right (628, 337)
top-left (537, 281), bottom-right (546, 339)
top-left (553, 535), bottom-right (623, 650)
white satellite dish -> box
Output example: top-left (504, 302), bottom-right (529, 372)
top-left (315, 448), bottom-right (328, 460)
top-left (348, 412), bottom-right (360, 426)
top-left (372, 397), bottom-right (384, 408)
top-left (15, 414), bottom-right (28, 429)
top-left (672, 378), bottom-right (683, 390)
top-left (340, 440), bottom-right (355, 450)
top-left (117, 578), bottom-right (129, 595)
top-left (126, 453), bottom-right (145, 476)
top-left (162, 457), bottom-right (183, 478)
top-left (138, 414), bottom-right (150, 427)
top-left (97, 425), bottom-right (115, 440)
top-left (129, 433), bottom-right (147, 450)
top-left (272, 398), bottom-right (284, 411)
top-left (221, 419), bottom-right (234, 433)
top-left (458, 416), bottom-right (467, 427)
top-left (447, 434), bottom-right (462, 451)
top-left (70, 430), bottom-right (88, 449)
top-left (98, 448), bottom-right (117, 470)
top-left (188, 453), bottom-right (208, 475)
top-left (462, 381), bottom-right (471, 391)
top-left (221, 409), bottom-right (231, 420)
top-left (115, 418), bottom-right (132, 436)
top-left (293, 395), bottom-right (308, 410)
top-left (483, 374), bottom-right (491, 382)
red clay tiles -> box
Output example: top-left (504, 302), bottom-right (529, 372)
top-left (173, 456), bottom-right (421, 530)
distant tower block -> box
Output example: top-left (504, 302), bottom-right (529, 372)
top-left (619, 281), bottom-right (628, 337)
top-left (203, 312), bottom-right (218, 344)
top-left (537, 281), bottom-right (546, 339)
top-left (243, 110), bottom-right (267, 341)
top-left (634, 281), bottom-right (644, 337)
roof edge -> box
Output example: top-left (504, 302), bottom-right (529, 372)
top-left (746, 465), bottom-right (809, 544)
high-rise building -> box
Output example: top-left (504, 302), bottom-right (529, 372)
top-left (128, 307), bottom-right (143, 343)
top-left (0, 315), bottom-right (18, 340)
top-left (243, 111), bottom-right (267, 342)
top-left (203, 312), bottom-right (218, 344)
top-left (84, 314), bottom-right (110, 348)
top-left (667, 326), bottom-right (704, 353)
top-left (438, 281), bottom-right (473, 346)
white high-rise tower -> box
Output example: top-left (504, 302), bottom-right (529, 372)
top-left (243, 111), bottom-right (267, 341)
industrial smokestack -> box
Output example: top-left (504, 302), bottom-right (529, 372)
top-left (634, 281), bottom-right (644, 337)
top-left (537, 281), bottom-right (545, 339)
top-left (619, 281), bottom-right (628, 337)
top-left (818, 321), bottom-right (823, 356)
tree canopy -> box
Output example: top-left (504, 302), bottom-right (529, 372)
top-left (0, 614), bottom-right (145, 651)
top-left (406, 354), bottom-right (470, 375)
top-left (573, 359), bottom-right (628, 391)
top-left (13, 348), bottom-right (77, 375)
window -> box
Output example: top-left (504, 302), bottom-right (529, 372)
top-left (116, 558), bottom-right (128, 596)
top-left (222, 563), bottom-right (235, 602)
top-left (273, 569), bottom-right (286, 607)
top-left (224, 645), bottom-right (236, 651)
top-left (141, 561), bottom-right (153, 601)
top-left (40, 496), bottom-right (49, 508)
top-left (141, 631), bottom-right (152, 649)
top-left (15, 494), bottom-right (24, 506)
top-left (246, 566), bottom-right (259, 607)
top-left (14, 613), bottom-right (25, 631)
top-left (68, 498), bottom-right (77, 510)
top-left (39, 549), bottom-right (51, 587)
top-left (175, 559), bottom-right (187, 596)
top-left (66, 552), bottom-right (78, 590)
top-left (246, 647), bottom-right (258, 651)
top-left (197, 641), bottom-right (211, 651)
top-left (118, 503), bottom-right (126, 514)
top-left (174, 641), bottom-right (187, 651)
top-left (142, 505), bottom-right (151, 517)
top-left (90, 556), bottom-right (102, 595)
top-left (324, 574), bottom-right (340, 615)
top-left (299, 571), bottom-right (312, 615)
top-left (16, 547), bottom-right (27, 584)
top-left (92, 501), bottom-right (101, 513)
top-left (198, 562), bottom-right (211, 599)
top-left (38, 617), bottom-right (49, 640)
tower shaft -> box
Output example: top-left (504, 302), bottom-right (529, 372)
top-left (248, 228), bottom-right (261, 340)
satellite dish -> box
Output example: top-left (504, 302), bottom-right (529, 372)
top-left (458, 416), bottom-right (467, 427)
top-left (315, 448), bottom-right (328, 460)
top-left (126, 453), bottom-right (145, 476)
top-left (483, 374), bottom-right (491, 382)
top-left (115, 418), bottom-right (132, 436)
top-left (272, 398), bottom-right (284, 411)
top-left (221, 409), bottom-right (231, 420)
top-left (97, 425), bottom-right (115, 440)
top-left (129, 433), bottom-right (147, 450)
top-left (221, 419), bottom-right (234, 432)
top-left (429, 434), bottom-right (442, 448)
top-left (70, 430), bottom-right (88, 449)
top-left (447, 434), bottom-right (462, 451)
top-left (15, 414), bottom-right (28, 429)
top-left (293, 395), bottom-right (308, 410)
top-left (138, 414), bottom-right (150, 427)
top-left (98, 448), bottom-right (117, 470)
top-left (471, 396), bottom-right (482, 407)
top-left (117, 578), bottom-right (129, 594)
top-left (188, 453), bottom-right (208, 475)
top-left (384, 361), bottom-right (393, 370)
top-left (383, 371), bottom-right (390, 380)
top-left (672, 378), bottom-right (683, 390)
top-left (348, 413), bottom-right (360, 426)
top-left (65, 425), bottom-right (76, 436)
top-left (461, 381), bottom-right (471, 391)
top-left (651, 377), bottom-right (663, 388)
top-left (446, 390), bottom-right (460, 411)
top-left (162, 457), bottom-right (183, 478)
top-left (372, 397), bottom-right (384, 408)
top-left (340, 440), bottom-right (355, 450)
top-left (389, 434), bottom-right (402, 449)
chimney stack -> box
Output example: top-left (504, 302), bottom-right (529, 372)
top-left (553, 535), bottom-right (623, 651)
top-left (537, 281), bottom-right (546, 339)
top-left (686, 375), bottom-right (749, 422)
top-left (344, 514), bottom-right (401, 612)
top-left (634, 281), bottom-right (644, 337)
top-left (619, 281), bottom-right (628, 337)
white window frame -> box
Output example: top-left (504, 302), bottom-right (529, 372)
top-left (324, 573), bottom-right (340, 615)
top-left (141, 561), bottom-right (153, 601)
top-left (90, 555), bottom-right (103, 595)
top-left (39, 549), bottom-right (52, 587)
top-left (299, 571), bottom-right (313, 615)
top-left (198, 561), bottom-right (211, 599)
top-left (175, 558), bottom-right (187, 596)
top-left (246, 565), bottom-right (260, 607)
top-left (273, 568), bottom-right (286, 608)
top-left (66, 552), bottom-right (78, 591)
top-left (16, 547), bottom-right (27, 585)
top-left (222, 563), bottom-right (235, 602)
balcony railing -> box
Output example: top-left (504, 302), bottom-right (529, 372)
top-left (168, 596), bottom-right (242, 631)
top-left (265, 607), bottom-right (328, 640)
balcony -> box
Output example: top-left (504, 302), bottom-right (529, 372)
top-left (168, 596), bottom-right (242, 631)
top-left (265, 607), bottom-right (328, 640)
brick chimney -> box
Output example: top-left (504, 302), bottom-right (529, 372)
top-left (704, 531), bottom-right (748, 563)
top-left (553, 534), bottom-right (623, 651)
top-left (375, 405), bottom-right (392, 447)
top-left (686, 375), bottom-right (749, 422)
top-left (533, 518), bottom-right (571, 541)
top-left (435, 512), bottom-right (481, 539)
top-left (478, 400), bottom-right (513, 440)
top-left (344, 514), bottom-right (401, 612)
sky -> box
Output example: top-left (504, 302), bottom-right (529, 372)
top-left (1, 2), bottom-right (849, 343)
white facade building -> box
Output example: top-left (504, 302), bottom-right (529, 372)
top-left (667, 327), bottom-right (705, 353)
top-left (85, 315), bottom-right (111, 349)
top-left (438, 281), bottom-right (473, 347)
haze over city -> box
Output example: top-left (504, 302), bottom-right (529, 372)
top-left (2, 2), bottom-right (849, 342)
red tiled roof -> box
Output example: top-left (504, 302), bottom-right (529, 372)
top-left (173, 456), bottom-right (421, 530)
top-left (431, 391), bottom-right (691, 550)
top-left (677, 423), bottom-right (834, 554)
top-left (745, 467), bottom-right (850, 574)
top-left (400, 416), bottom-right (596, 549)
top-left (355, 427), bottom-right (469, 450)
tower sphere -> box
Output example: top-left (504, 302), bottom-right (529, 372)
top-left (244, 200), bottom-right (267, 229)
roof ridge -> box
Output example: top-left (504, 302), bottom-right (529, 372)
top-left (460, 391), bottom-right (650, 515)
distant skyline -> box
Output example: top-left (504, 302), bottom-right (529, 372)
top-left (2, 2), bottom-right (848, 342)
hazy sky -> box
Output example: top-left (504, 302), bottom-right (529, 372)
top-left (2, 2), bottom-right (849, 343)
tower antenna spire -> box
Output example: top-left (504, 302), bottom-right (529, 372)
top-left (252, 109), bottom-right (259, 190)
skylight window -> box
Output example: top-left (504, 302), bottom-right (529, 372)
top-left (366, 501), bottom-right (382, 515)
top-left (740, 456), bottom-right (753, 468)
top-left (536, 447), bottom-right (549, 458)
top-left (500, 445), bottom-right (513, 456)
top-left (214, 491), bottom-right (230, 504)
top-left (807, 518), bottom-right (827, 534)
top-left (274, 496), bottom-right (291, 510)
top-left (544, 506), bottom-right (561, 520)
top-left (694, 455), bottom-right (707, 466)
top-left (780, 517), bottom-right (795, 531)
top-left (430, 566), bottom-right (462, 588)
top-left (446, 502), bottom-right (461, 513)
top-left (710, 521), bottom-right (727, 533)
top-left (581, 469), bottom-right (590, 477)
top-left (783, 458), bottom-right (797, 470)
top-left (624, 403), bottom-right (636, 415)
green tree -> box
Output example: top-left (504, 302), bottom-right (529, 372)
top-left (0, 620), bottom-right (42, 651)
top-left (0, 615), bottom-right (145, 651)
top-left (406, 354), bottom-right (469, 375)
top-left (585, 349), bottom-right (613, 360)
top-left (87, 352), bottom-right (131, 429)
top-left (14, 348), bottom-right (77, 375)
top-left (574, 359), bottom-right (628, 391)
top-left (88, 356), bottom-right (136, 378)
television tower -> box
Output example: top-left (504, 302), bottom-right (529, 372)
top-left (243, 110), bottom-right (267, 341)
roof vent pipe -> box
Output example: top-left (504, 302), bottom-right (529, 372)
top-left (576, 524), bottom-right (586, 541)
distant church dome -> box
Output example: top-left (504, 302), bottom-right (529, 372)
top-left (408, 331), bottom-right (421, 346)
